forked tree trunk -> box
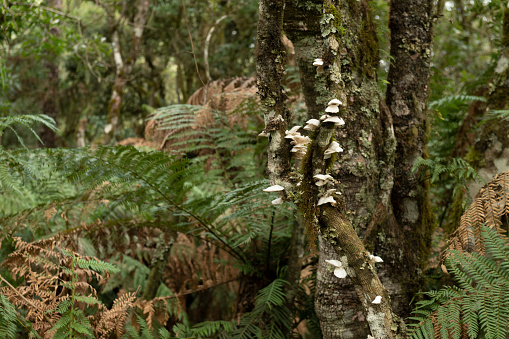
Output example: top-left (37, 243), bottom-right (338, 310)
top-left (381, 0), bottom-right (435, 317)
top-left (40, 0), bottom-right (62, 148)
top-left (100, 0), bottom-right (151, 144)
top-left (259, 0), bottom-right (435, 337)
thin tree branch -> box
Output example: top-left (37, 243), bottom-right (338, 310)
top-left (181, 0), bottom-right (206, 89)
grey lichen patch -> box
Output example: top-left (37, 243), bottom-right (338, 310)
top-left (320, 13), bottom-right (337, 37)
top-left (366, 308), bottom-right (390, 339)
top-left (330, 63), bottom-right (342, 84)
top-left (403, 198), bottom-right (419, 223)
top-left (359, 129), bottom-right (372, 149)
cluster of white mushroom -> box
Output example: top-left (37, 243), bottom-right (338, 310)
top-left (285, 126), bottom-right (311, 160)
top-left (263, 184), bottom-right (285, 205)
top-left (369, 253), bottom-right (384, 263)
top-left (324, 259), bottom-right (347, 278)
top-left (313, 58), bottom-right (324, 73)
top-left (321, 99), bottom-right (345, 126)
top-left (325, 253), bottom-right (384, 280)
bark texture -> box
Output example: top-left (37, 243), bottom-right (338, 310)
top-left (256, 0), bottom-right (292, 186)
top-left (284, 0), bottom-right (325, 120)
top-left (382, 0), bottom-right (435, 316)
top-left (256, 0), bottom-right (306, 325)
top-left (311, 1), bottom-right (398, 337)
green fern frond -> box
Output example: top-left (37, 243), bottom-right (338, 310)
top-left (408, 225), bottom-right (509, 339)
top-left (428, 95), bottom-right (486, 110)
top-left (0, 295), bottom-right (18, 339)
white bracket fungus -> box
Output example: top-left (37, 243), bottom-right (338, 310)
top-left (325, 259), bottom-right (347, 278)
top-left (303, 119), bottom-right (320, 131)
top-left (313, 58), bottom-right (324, 66)
top-left (318, 196), bottom-right (337, 206)
top-left (263, 185), bottom-right (285, 192)
top-left (369, 254), bottom-right (384, 263)
top-left (324, 141), bottom-right (343, 159)
top-left (313, 174), bottom-right (333, 186)
top-left (271, 198), bottom-right (284, 205)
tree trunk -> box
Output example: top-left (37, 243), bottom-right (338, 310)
top-left (39, 0), bottom-right (62, 148)
top-left (100, 0), bottom-right (151, 145)
top-left (281, 0), bottom-right (435, 336)
top-left (260, 0), bottom-right (436, 336)
top-left (468, 6), bottom-right (509, 195)
top-left (382, 0), bottom-right (435, 317)
top-left (256, 0), bottom-right (307, 327)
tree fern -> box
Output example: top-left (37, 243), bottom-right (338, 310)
top-left (408, 225), bottom-right (509, 339)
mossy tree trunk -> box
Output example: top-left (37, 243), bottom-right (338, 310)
top-left (256, 0), bottom-right (307, 323)
top-left (259, 0), bottom-right (435, 337)
top-left (381, 0), bottom-right (435, 317)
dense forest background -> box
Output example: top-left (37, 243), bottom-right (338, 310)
top-left (1, 0), bottom-right (509, 338)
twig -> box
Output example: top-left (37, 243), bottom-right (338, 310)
top-left (181, 0), bottom-right (206, 88)
top-left (158, 276), bottom-right (241, 300)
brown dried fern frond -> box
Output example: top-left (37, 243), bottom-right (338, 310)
top-left (94, 291), bottom-right (137, 339)
top-left (443, 171), bottom-right (509, 263)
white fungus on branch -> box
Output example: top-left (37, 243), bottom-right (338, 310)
top-left (263, 185), bottom-right (285, 192)
top-left (324, 141), bottom-right (343, 159)
top-left (325, 259), bottom-right (347, 278)
top-left (313, 174), bottom-right (333, 186)
top-left (303, 119), bottom-right (320, 131)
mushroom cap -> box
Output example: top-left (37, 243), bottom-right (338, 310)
top-left (372, 296), bottom-right (382, 304)
top-left (271, 198), bottom-right (284, 205)
top-left (303, 124), bottom-right (318, 131)
top-left (258, 131), bottom-right (269, 137)
top-left (325, 141), bottom-right (343, 153)
top-left (313, 58), bottom-right (324, 66)
top-left (334, 267), bottom-right (347, 278)
top-left (313, 174), bottom-right (333, 181)
top-left (293, 135), bottom-right (311, 144)
top-left (318, 195), bottom-right (337, 206)
top-left (320, 114), bottom-right (329, 121)
top-left (263, 185), bottom-right (285, 192)
top-left (291, 145), bottom-right (307, 153)
top-left (325, 106), bottom-right (340, 113)
top-left (328, 99), bottom-right (342, 106)
top-left (306, 119), bottom-right (320, 126)
top-left (323, 115), bottom-right (345, 126)
top-left (325, 259), bottom-right (342, 267)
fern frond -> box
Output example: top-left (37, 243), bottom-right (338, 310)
top-left (428, 95), bottom-right (486, 110)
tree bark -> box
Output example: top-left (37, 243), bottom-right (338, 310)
top-left (308, 1), bottom-right (397, 336)
top-left (382, 0), bottom-right (435, 317)
top-left (100, 0), bottom-right (151, 145)
top-left (282, 0), bottom-right (436, 336)
top-left (256, 0), bottom-right (306, 328)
